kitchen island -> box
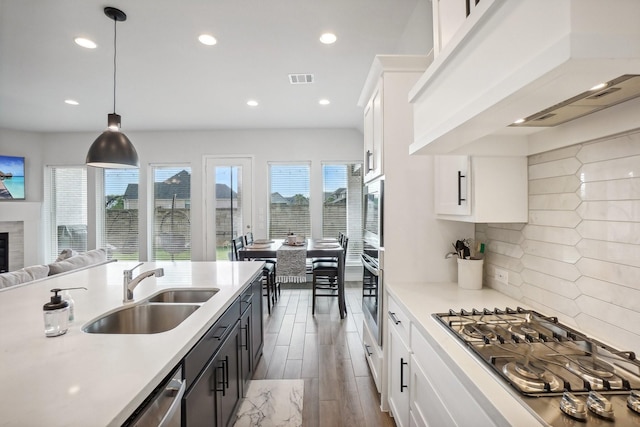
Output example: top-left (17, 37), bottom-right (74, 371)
top-left (0, 260), bottom-right (264, 426)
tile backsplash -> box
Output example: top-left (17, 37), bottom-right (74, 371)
top-left (477, 131), bottom-right (640, 353)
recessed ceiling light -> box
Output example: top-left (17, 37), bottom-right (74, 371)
top-left (513, 118), bottom-right (525, 124)
top-left (319, 33), bottom-right (337, 44)
top-left (74, 37), bottom-right (97, 49)
top-left (65, 99), bottom-right (79, 106)
top-left (198, 34), bottom-right (217, 46)
top-left (319, 99), bottom-right (330, 105)
top-left (247, 100), bottom-right (259, 107)
top-left (589, 82), bottom-right (607, 91)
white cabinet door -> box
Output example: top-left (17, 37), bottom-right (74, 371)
top-left (388, 318), bottom-right (411, 427)
top-left (434, 155), bottom-right (528, 222)
top-left (364, 80), bottom-right (383, 182)
top-left (410, 355), bottom-right (456, 427)
top-left (434, 155), bottom-right (471, 215)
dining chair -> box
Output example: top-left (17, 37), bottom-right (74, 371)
top-left (243, 232), bottom-right (280, 302)
top-left (232, 235), bottom-right (275, 315)
top-left (311, 236), bottom-right (348, 315)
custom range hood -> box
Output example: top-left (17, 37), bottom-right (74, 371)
top-left (409, 0), bottom-right (640, 155)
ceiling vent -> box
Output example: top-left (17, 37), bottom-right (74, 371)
top-left (288, 74), bottom-right (314, 84)
top-left (511, 74), bottom-right (640, 127)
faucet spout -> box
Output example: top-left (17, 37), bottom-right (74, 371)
top-left (123, 263), bottom-right (164, 303)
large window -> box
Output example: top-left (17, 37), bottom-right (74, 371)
top-left (44, 166), bottom-right (87, 261)
top-left (269, 163), bottom-right (311, 239)
top-left (322, 163), bottom-right (363, 263)
top-left (152, 166), bottom-right (191, 261)
top-left (102, 169), bottom-right (139, 260)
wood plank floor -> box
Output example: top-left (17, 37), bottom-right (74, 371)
top-left (252, 282), bottom-right (395, 427)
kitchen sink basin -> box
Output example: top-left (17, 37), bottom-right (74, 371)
top-left (146, 289), bottom-right (219, 303)
top-left (83, 303), bottom-right (200, 334)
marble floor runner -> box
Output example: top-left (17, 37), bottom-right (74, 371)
top-left (233, 379), bottom-right (304, 427)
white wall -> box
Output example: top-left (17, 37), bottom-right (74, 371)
top-left (4, 127), bottom-right (362, 264)
top-left (396, 0), bottom-right (434, 55)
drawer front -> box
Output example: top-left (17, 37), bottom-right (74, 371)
top-left (240, 285), bottom-right (253, 315)
top-left (410, 355), bottom-right (455, 427)
top-left (388, 295), bottom-right (410, 345)
top-left (184, 299), bottom-right (240, 388)
top-left (362, 320), bottom-right (382, 392)
top-left (410, 324), bottom-right (497, 427)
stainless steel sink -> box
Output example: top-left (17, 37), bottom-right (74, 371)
top-left (83, 303), bottom-right (200, 334)
top-left (146, 289), bottom-right (219, 303)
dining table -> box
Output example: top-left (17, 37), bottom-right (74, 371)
top-left (238, 238), bottom-right (346, 318)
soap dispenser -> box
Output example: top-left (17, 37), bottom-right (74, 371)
top-left (43, 288), bottom-right (69, 337)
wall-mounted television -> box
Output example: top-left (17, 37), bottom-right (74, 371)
top-left (0, 155), bottom-right (25, 200)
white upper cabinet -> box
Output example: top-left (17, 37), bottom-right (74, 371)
top-left (358, 55), bottom-right (429, 184)
top-left (363, 79), bottom-right (384, 182)
top-left (434, 155), bottom-right (528, 223)
top-left (432, 0), bottom-right (482, 56)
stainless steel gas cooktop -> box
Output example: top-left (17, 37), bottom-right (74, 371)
top-left (434, 307), bottom-right (640, 426)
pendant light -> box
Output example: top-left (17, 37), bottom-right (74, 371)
top-left (86, 6), bottom-right (139, 168)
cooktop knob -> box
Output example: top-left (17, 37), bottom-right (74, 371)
top-left (587, 391), bottom-right (615, 420)
top-left (628, 390), bottom-right (640, 414)
top-left (560, 392), bottom-right (587, 420)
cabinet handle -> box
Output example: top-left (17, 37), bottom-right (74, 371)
top-left (388, 311), bottom-right (401, 325)
top-left (214, 365), bottom-right (225, 395)
top-left (400, 357), bottom-right (408, 392)
top-left (457, 170), bottom-right (466, 206)
top-left (242, 295), bottom-right (253, 304)
top-left (240, 325), bottom-right (249, 350)
top-left (366, 150), bottom-right (374, 172)
top-left (213, 325), bottom-right (228, 340)
top-left (364, 344), bottom-right (373, 357)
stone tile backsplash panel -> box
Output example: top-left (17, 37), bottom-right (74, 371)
top-left (477, 130), bottom-right (640, 353)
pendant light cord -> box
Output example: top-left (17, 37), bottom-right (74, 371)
top-left (112, 16), bottom-right (117, 114)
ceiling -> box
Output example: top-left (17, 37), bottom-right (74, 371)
top-left (0, 0), bottom-right (423, 133)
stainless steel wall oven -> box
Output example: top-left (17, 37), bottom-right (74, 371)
top-left (362, 178), bottom-right (383, 345)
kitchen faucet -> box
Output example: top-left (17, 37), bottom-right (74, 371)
top-left (123, 263), bottom-right (164, 303)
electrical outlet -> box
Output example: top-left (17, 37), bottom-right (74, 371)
top-left (495, 268), bottom-right (508, 284)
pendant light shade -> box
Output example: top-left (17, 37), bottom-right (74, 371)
top-left (86, 7), bottom-right (139, 169)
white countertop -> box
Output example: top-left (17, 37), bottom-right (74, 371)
top-left (385, 281), bottom-right (545, 426)
top-left (0, 260), bottom-right (263, 427)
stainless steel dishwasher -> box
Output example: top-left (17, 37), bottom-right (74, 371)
top-left (127, 366), bottom-right (185, 427)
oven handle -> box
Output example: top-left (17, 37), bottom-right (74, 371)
top-left (360, 254), bottom-right (379, 276)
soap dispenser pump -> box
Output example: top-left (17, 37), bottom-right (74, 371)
top-left (43, 288), bottom-right (69, 337)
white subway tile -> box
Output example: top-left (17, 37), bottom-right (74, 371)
top-left (529, 144), bottom-right (581, 165)
top-left (529, 193), bottom-right (581, 210)
top-left (522, 240), bottom-right (581, 263)
top-left (578, 177), bottom-right (640, 201)
top-left (576, 220), bottom-right (640, 244)
top-left (529, 175), bottom-right (580, 195)
top-left (576, 276), bottom-right (640, 312)
top-left (577, 239), bottom-right (640, 268)
top-left (521, 269), bottom-right (581, 299)
top-left (520, 284), bottom-right (580, 316)
top-left (487, 240), bottom-right (524, 258)
top-left (529, 157), bottom-right (582, 180)
top-left (522, 224), bottom-right (581, 245)
top-left (521, 254), bottom-right (581, 281)
top-left (576, 295), bottom-right (640, 336)
top-left (577, 132), bottom-right (640, 164)
top-left (574, 313), bottom-right (639, 352)
top-left (577, 200), bottom-right (640, 222)
top-left (485, 226), bottom-right (524, 245)
top-left (576, 257), bottom-right (640, 286)
top-left (529, 210), bottom-right (581, 227)
top-left (579, 156), bottom-right (640, 182)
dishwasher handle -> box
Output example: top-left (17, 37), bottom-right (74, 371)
top-left (157, 377), bottom-right (186, 427)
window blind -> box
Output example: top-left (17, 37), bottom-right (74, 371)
top-left (322, 163), bottom-right (363, 263)
top-left (102, 169), bottom-right (139, 260)
top-left (152, 166), bottom-right (191, 261)
top-left (44, 166), bottom-right (87, 261)
top-left (269, 163), bottom-right (311, 239)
